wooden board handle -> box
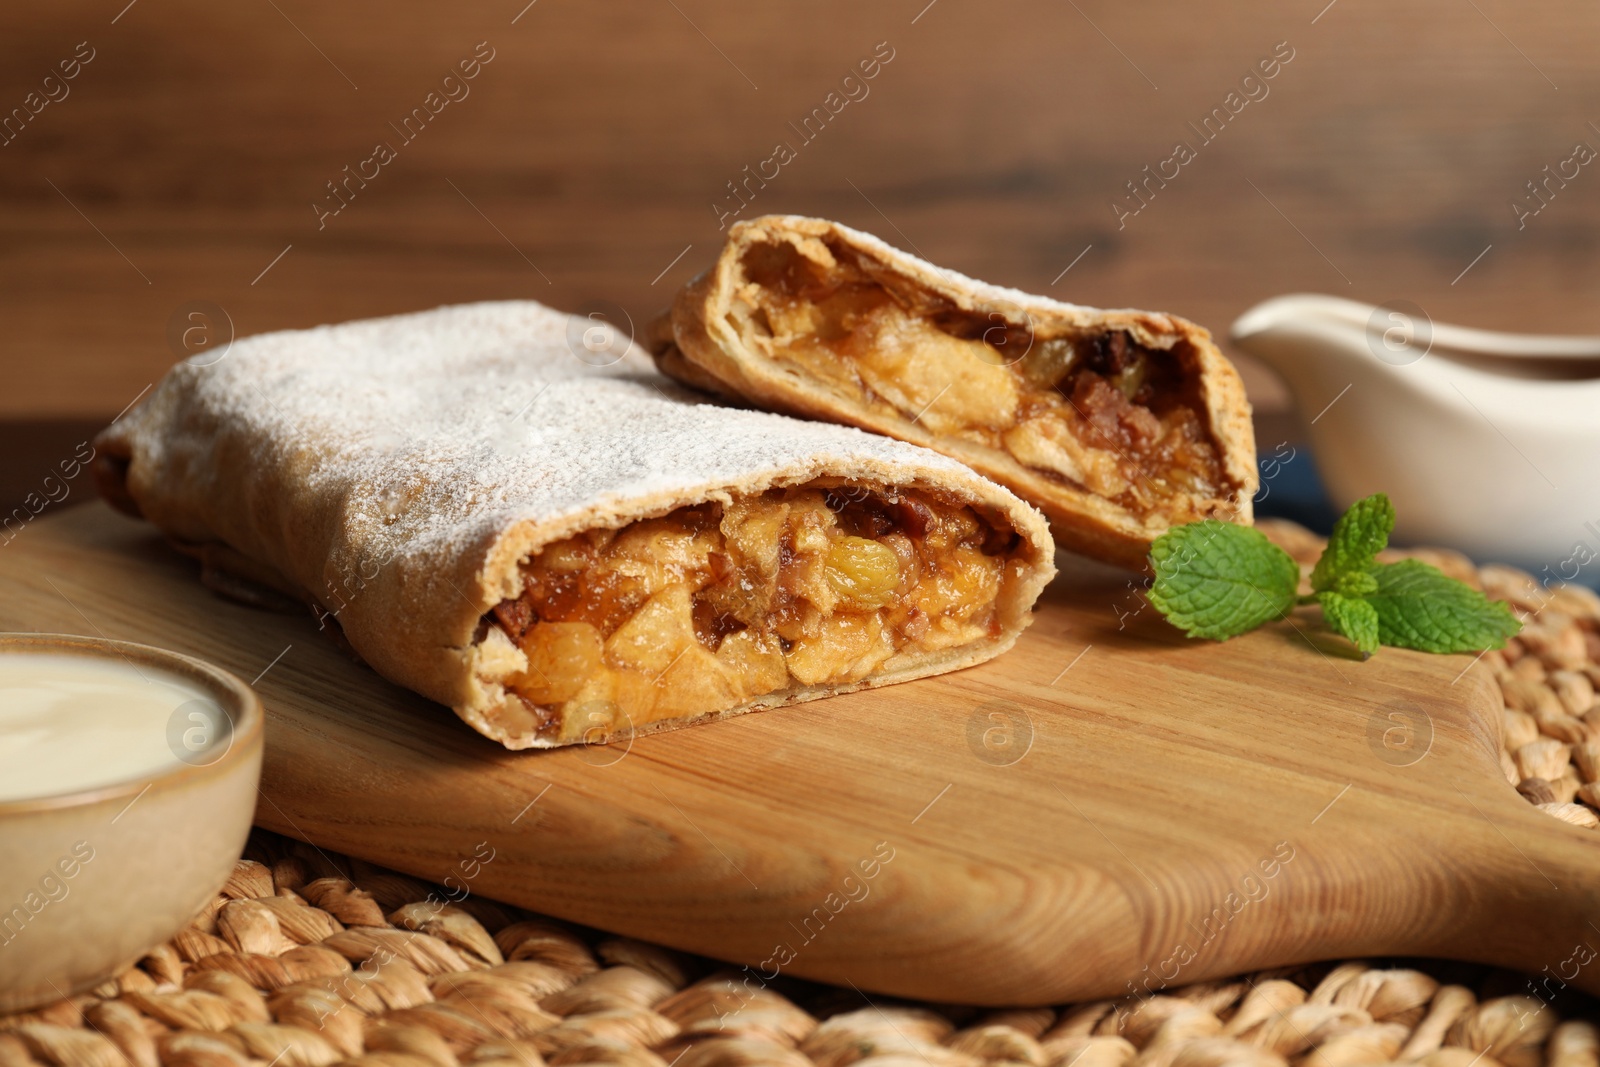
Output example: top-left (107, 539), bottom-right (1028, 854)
top-left (1446, 791), bottom-right (1600, 998)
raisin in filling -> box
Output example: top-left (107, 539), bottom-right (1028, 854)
top-left (486, 485), bottom-right (1028, 743)
top-left (731, 239), bottom-right (1228, 521)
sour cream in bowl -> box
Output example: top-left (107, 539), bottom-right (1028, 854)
top-left (0, 634), bottom-right (262, 1012)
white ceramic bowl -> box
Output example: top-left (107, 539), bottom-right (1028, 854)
top-left (0, 634), bottom-right (263, 1012)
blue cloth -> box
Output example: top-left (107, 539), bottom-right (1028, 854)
top-left (1251, 440), bottom-right (1338, 535)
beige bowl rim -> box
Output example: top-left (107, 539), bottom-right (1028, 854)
top-left (0, 632), bottom-right (264, 815)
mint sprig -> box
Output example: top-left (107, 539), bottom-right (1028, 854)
top-left (1318, 591), bottom-right (1380, 656)
top-left (1147, 493), bottom-right (1521, 658)
top-left (1364, 559), bottom-right (1522, 653)
top-left (1146, 522), bottom-right (1299, 640)
top-left (1310, 493), bottom-right (1393, 594)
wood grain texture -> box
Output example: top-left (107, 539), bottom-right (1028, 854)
top-left (6, 1), bottom-right (1600, 424)
top-left (4, 502), bottom-right (1596, 1005)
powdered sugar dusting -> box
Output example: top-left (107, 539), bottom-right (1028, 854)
top-left (128, 300), bottom-right (984, 571)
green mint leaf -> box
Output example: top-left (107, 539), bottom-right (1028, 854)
top-left (1365, 559), bottom-right (1522, 653)
top-left (1147, 521), bottom-right (1300, 640)
top-left (1311, 493), bottom-right (1395, 593)
top-left (1333, 570), bottom-right (1378, 598)
top-left (1318, 591), bottom-right (1380, 656)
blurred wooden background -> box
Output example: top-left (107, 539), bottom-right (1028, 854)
top-left (3, 0), bottom-right (1599, 510)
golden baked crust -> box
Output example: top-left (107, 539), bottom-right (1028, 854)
top-left (94, 301), bottom-right (1056, 749)
top-left (653, 215), bottom-right (1257, 568)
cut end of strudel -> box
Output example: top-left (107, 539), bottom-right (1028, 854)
top-left (651, 215), bottom-right (1258, 569)
top-left (95, 301), bottom-right (1056, 749)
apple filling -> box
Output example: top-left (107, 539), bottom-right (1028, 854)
top-left (729, 240), bottom-right (1227, 520)
top-left (486, 485), bottom-right (1030, 743)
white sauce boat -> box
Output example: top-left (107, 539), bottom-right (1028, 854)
top-left (1231, 294), bottom-right (1600, 581)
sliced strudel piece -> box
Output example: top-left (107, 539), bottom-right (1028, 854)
top-left (652, 215), bottom-right (1257, 568)
top-left (95, 301), bottom-right (1055, 749)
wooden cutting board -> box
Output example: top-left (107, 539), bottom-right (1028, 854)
top-left (6, 502), bottom-right (1597, 1005)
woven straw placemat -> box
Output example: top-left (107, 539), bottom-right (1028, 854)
top-left (4, 519), bottom-right (1597, 1067)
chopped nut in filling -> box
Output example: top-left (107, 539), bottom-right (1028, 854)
top-left (486, 485), bottom-right (1031, 743)
top-left (730, 239), bottom-right (1228, 521)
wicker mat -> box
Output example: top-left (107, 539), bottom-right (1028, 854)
top-left (4, 520), bottom-right (1599, 1067)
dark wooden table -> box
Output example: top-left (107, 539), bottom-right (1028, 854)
top-left (4, 0), bottom-right (1598, 517)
